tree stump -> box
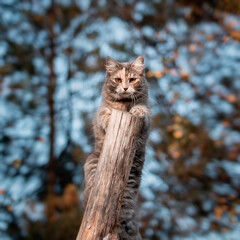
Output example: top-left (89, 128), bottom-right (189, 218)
top-left (76, 109), bottom-right (142, 240)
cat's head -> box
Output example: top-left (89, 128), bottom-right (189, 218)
top-left (104, 56), bottom-right (147, 101)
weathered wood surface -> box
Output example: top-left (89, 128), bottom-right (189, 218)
top-left (76, 109), bottom-right (142, 240)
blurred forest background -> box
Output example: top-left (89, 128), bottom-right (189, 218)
top-left (0, 0), bottom-right (240, 239)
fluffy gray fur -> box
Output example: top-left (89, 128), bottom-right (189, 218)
top-left (84, 56), bottom-right (151, 240)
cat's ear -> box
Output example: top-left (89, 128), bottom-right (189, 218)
top-left (131, 56), bottom-right (144, 73)
top-left (106, 57), bottom-right (119, 73)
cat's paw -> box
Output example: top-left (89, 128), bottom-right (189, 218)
top-left (103, 233), bottom-right (118, 240)
top-left (130, 105), bottom-right (149, 118)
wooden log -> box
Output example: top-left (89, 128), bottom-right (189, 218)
top-left (76, 109), bottom-right (142, 240)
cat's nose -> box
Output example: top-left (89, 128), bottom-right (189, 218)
top-left (123, 87), bottom-right (128, 91)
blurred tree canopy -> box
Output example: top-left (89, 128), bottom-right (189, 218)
top-left (0, 0), bottom-right (240, 239)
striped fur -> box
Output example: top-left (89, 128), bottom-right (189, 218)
top-left (84, 56), bottom-right (151, 240)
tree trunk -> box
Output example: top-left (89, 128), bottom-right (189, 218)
top-left (76, 109), bottom-right (142, 240)
top-left (46, 0), bottom-right (57, 229)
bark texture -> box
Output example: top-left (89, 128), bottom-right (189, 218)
top-left (76, 109), bottom-right (142, 240)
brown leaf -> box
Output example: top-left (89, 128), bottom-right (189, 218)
top-left (146, 71), bottom-right (153, 78)
top-left (226, 94), bottom-right (236, 103)
top-left (228, 195), bottom-right (236, 201)
top-left (227, 152), bottom-right (237, 161)
top-left (7, 205), bottom-right (12, 212)
top-left (214, 206), bottom-right (223, 220)
top-left (221, 121), bottom-right (230, 127)
top-left (36, 137), bottom-right (44, 142)
top-left (222, 36), bottom-right (230, 43)
top-left (188, 44), bottom-right (196, 52)
top-left (12, 159), bottom-right (22, 169)
top-left (218, 198), bottom-right (227, 204)
top-left (180, 71), bottom-right (188, 80)
top-left (230, 31), bottom-right (240, 41)
top-left (154, 71), bottom-right (163, 78)
top-left (171, 151), bottom-right (180, 159)
top-left (173, 130), bottom-right (183, 139)
top-left (146, 71), bottom-right (163, 78)
top-left (206, 35), bottom-right (215, 41)
top-left (222, 205), bottom-right (229, 211)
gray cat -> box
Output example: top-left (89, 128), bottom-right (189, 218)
top-left (84, 56), bottom-right (151, 240)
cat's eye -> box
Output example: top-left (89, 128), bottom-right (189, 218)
top-left (129, 78), bottom-right (136, 82)
top-left (115, 78), bottom-right (122, 83)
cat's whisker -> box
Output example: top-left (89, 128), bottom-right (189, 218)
top-left (133, 93), bottom-right (137, 106)
top-left (131, 93), bottom-right (136, 106)
top-left (130, 93), bottom-right (133, 104)
top-left (133, 93), bottom-right (138, 106)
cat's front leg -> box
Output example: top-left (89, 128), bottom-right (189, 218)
top-left (95, 106), bottom-right (112, 132)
